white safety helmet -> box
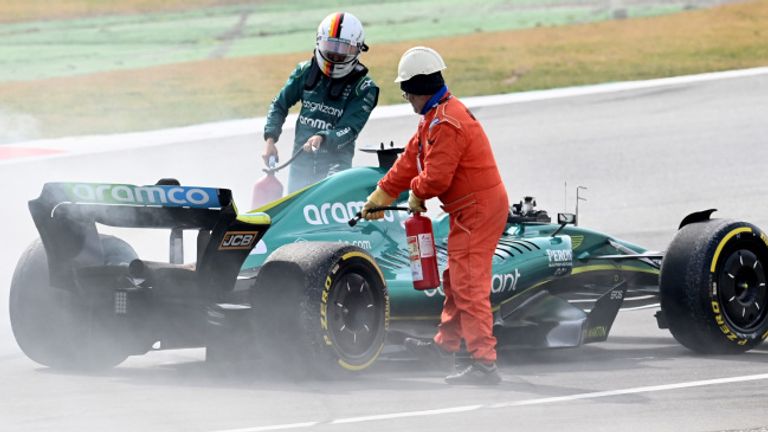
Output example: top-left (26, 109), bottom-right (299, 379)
top-left (394, 46), bottom-right (447, 83)
top-left (315, 12), bottom-right (368, 79)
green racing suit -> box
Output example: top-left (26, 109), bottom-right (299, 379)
top-left (264, 58), bottom-right (379, 192)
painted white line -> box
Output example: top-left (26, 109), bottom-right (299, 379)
top-left (458, 66), bottom-right (768, 110)
top-left (212, 421), bottom-right (319, 432)
top-left (211, 373), bottom-right (768, 432)
top-left (620, 302), bottom-right (661, 311)
top-left (624, 295), bottom-right (658, 301)
top-left (331, 404), bottom-right (483, 424)
top-left (0, 117), bottom-right (266, 166)
top-left (491, 373), bottom-right (768, 408)
top-left (4, 67), bottom-right (768, 166)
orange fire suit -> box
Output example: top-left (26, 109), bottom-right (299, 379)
top-left (379, 92), bottom-right (508, 363)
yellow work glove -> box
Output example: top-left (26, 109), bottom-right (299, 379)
top-left (408, 191), bottom-right (427, 213)
top-left (362, 186), bottom-right (395, 220)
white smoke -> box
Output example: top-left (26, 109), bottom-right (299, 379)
top-left (0, 108), bottom-right (42, 144)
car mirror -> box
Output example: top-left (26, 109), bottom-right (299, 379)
top-left (557, 213), bottom-right (576, 225)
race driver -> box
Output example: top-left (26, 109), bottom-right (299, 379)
top-left (262, 12), bottom-right (379, 193)
top-left (361, 46), bottom-right (509, 385)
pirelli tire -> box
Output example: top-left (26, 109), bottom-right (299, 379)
top-left (660, 219), bottom-right (768, 354)
top-left (10, 236), bottom-right (139, 370)
top-left (250, 243), bottom-right (389, 374)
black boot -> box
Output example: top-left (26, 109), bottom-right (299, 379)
top-left (445, 361), bottom-right (501, 385)
top-left (403, 338), bottom-right (454, 369)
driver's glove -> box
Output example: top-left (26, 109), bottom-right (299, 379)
top-left (362, 187), bottom-right (395, 220)
top-left (408, 191), bottom-right (426, 213)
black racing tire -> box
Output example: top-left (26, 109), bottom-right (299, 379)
top-left (660, 219), bottom-right (768, 354)
top-left (10, 235), bottom-right (139, 370)
top-left (250, 243), bottom-right (389, 375)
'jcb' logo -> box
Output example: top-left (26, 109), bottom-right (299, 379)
top-left (219, 231), bottom-right (259, 250)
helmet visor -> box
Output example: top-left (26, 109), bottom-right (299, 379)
top-left (318, 38), bottom-right (359, 64)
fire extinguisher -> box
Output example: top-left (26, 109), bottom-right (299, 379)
top-left (404, 212), bottom-right (441, 290)
top-left (348, 207), bottom-right (440, 290)
top-left (251, 151), bottom-right (305, 209)
top-left (251, 156), bottom-right (283, 209)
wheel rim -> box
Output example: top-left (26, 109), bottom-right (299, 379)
top-left (327, 271), bottom-right (381, 358)
top-left (718, 249), bottom-right (768, 332)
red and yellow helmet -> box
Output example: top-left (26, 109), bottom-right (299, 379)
top-left (315, 12), bottom-right (368, 78)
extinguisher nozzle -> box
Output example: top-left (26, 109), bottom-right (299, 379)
top-left (348, 212), bottom-right (362, 227)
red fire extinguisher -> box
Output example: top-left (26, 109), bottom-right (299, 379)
top-left (347, 207), bottom-right (440, 290)
top-left (405, 212), bottom-right (440, 290)
top-left (251, 151), bottom-right (307, 209)
top-left (251, 156), bottom-right (283, 209)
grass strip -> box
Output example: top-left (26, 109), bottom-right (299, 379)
top-left (0, 0), bottom-right (702, 81)
top-left (0, 0), bottom-right (766, 141)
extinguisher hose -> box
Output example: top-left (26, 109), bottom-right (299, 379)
top-left (263, 149), bottom-right (305, 174)
top-left (348, 206), bottom-right (410, 227)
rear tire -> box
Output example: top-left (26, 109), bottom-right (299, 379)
top-left (10, 236), bottom-right (139, 370)
top-left (250, 243), bottom-right (389, 375)
top-left (660, 219), bottom-right (768, 353)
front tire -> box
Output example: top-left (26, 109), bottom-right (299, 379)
top-left (250, 243), bottom-right (389, 374)
top-left (660, 219), bottom-right (768, 354)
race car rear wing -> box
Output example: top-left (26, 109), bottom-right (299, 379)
top-left (29, 182), bottom-right (270, 293)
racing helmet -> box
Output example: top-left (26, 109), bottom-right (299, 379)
top-left (394, 46), bottom-right (447, 83)
top-left (315, 12), bottom-right (368, 79)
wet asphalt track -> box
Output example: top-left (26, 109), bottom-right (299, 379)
top-left (0, 70), bottom-right (767, 431)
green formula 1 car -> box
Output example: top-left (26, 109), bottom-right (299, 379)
top-left (10, 151), bottom-right (768, 372)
